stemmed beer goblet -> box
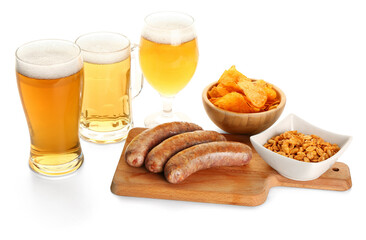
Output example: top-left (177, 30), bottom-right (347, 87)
top-left (139, 11), bottom-right (199, 127)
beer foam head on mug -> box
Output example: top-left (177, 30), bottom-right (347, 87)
top-left (76, 32), bottom-right (130, 64)
top-left (16, 40), bottom-right (83, 79)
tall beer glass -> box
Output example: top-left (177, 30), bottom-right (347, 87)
top-left (16, 40), bottom-right (84, 176)
top-left (139, 11), bottom-right (199, 128)
top-left (76, 32), bottom-right (142, 144)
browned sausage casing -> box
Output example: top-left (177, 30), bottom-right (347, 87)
top-left (145, 130), bottom-right (227, 173)
top-left (164, 141), bottom-right (252, 184)
top-left (125, 122), bottom-right (202, 167)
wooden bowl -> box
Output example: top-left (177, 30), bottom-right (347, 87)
top-left (202, 80), bottom-right (286, 135)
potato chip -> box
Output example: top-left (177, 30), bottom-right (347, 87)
top-left (210, 92), bottom-right (252, 113)
top-left (237, 80), bottom-right (267, 108)
top-left (264, 87), bottom-right (277, 101)
top-left (255, 79), bottom-right (268, 87)
top-left (208, 66), bottom-right (281, 113)
top-left (208, 84), bottom-right (230, 98)
top-left (218, 65), bottom-right (250, 85)
top-left (268, 104), bottom-right (279, 110)
top-left (264, 99), bottom-right (280, 111)
top-left (219, 81), bottom-right (243, 93)
top-left (255, 79), bottom-right (277, 101)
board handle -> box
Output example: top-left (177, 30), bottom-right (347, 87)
top-left (272, 162), bottom-right (352, 191)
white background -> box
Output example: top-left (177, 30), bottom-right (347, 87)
top-left (1, 0), bottom-right (365, 239)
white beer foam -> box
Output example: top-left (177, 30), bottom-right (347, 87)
top-left (142, 12), bottom-right (196, 45)
top-left (16, 40), bottom-right (83, 79)
top-left (76, 32), bottom-right (130, 64)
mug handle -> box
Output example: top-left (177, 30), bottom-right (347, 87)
top-left (130, 43), bottom-right (143, 99)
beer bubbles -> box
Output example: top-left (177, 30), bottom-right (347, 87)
top-left (16, 39), bottom-right (83, 80)
top-left (142, 11), bottom-right (196, 46)
top-left (76, 32), bottom-right (130, 64)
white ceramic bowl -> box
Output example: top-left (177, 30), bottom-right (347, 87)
top-left (250, 114), bottom-right (352, 181)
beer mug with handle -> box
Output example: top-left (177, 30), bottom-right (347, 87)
top-left (16, 39), bottom-right (84, 176)
top-left (76, 32), bottom-right (143, 144)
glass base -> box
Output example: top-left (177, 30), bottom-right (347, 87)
top-left (144, 111), bottom-right (191, 128)
top-left (29, 152), bottom-right (84, 177)
top-left (79, 122), bottom-right (133, 144)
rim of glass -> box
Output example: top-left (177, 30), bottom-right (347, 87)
top-left (75, 31), bottom-right (131, 54)
top-left (144, 11), bottom-right (195, 31)
top-left (15, 39), bottom-right (82, 66)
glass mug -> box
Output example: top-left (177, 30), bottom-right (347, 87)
top-left (16, 39), bottom-right (84, 176)
top-left (76, 32), bottom-right (143, 144)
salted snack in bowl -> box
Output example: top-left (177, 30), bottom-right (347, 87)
top-left (250, 114), bottom-right (352, 181)
top-left (264, 131), bottom-right (340, 163)
top-left (208, 66), bottom-right (280, 113)
top-left (202, 66), bottom-right (286, 134)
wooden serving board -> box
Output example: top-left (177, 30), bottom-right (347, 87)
top-left (111, 128), bottom-right (352, 206)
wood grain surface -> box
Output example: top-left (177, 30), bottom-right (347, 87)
top-left (111, 128), bottom-right (352, 206)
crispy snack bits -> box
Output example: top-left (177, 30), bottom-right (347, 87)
top-left (208, 66), bottom-right (280, 113)
top-left (264, 131), bottom-right (340, 162)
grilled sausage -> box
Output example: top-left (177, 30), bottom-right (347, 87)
top-left (164, 141), bottom-right (252, 184)
top-left (125, 122), bottom-right (202, 167)
top-left (145, 130), bottom-right (227, 173)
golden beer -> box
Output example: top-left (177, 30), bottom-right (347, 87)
top-left (139, 11), bottom-right (199, 127)
top-left (16, 40), bottom-right (84, 176)
top-left (139, 37), bottom-right (198, 96)
top-left (76, 32), bottom-right (134, 143)
top-left (80, 58), bottom-right (131, 138)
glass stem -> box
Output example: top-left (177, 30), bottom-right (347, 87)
top-left (161, 95), bottom-right (175, 118)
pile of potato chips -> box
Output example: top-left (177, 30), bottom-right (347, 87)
top-left (208, 66), bottom-right (281, 113)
